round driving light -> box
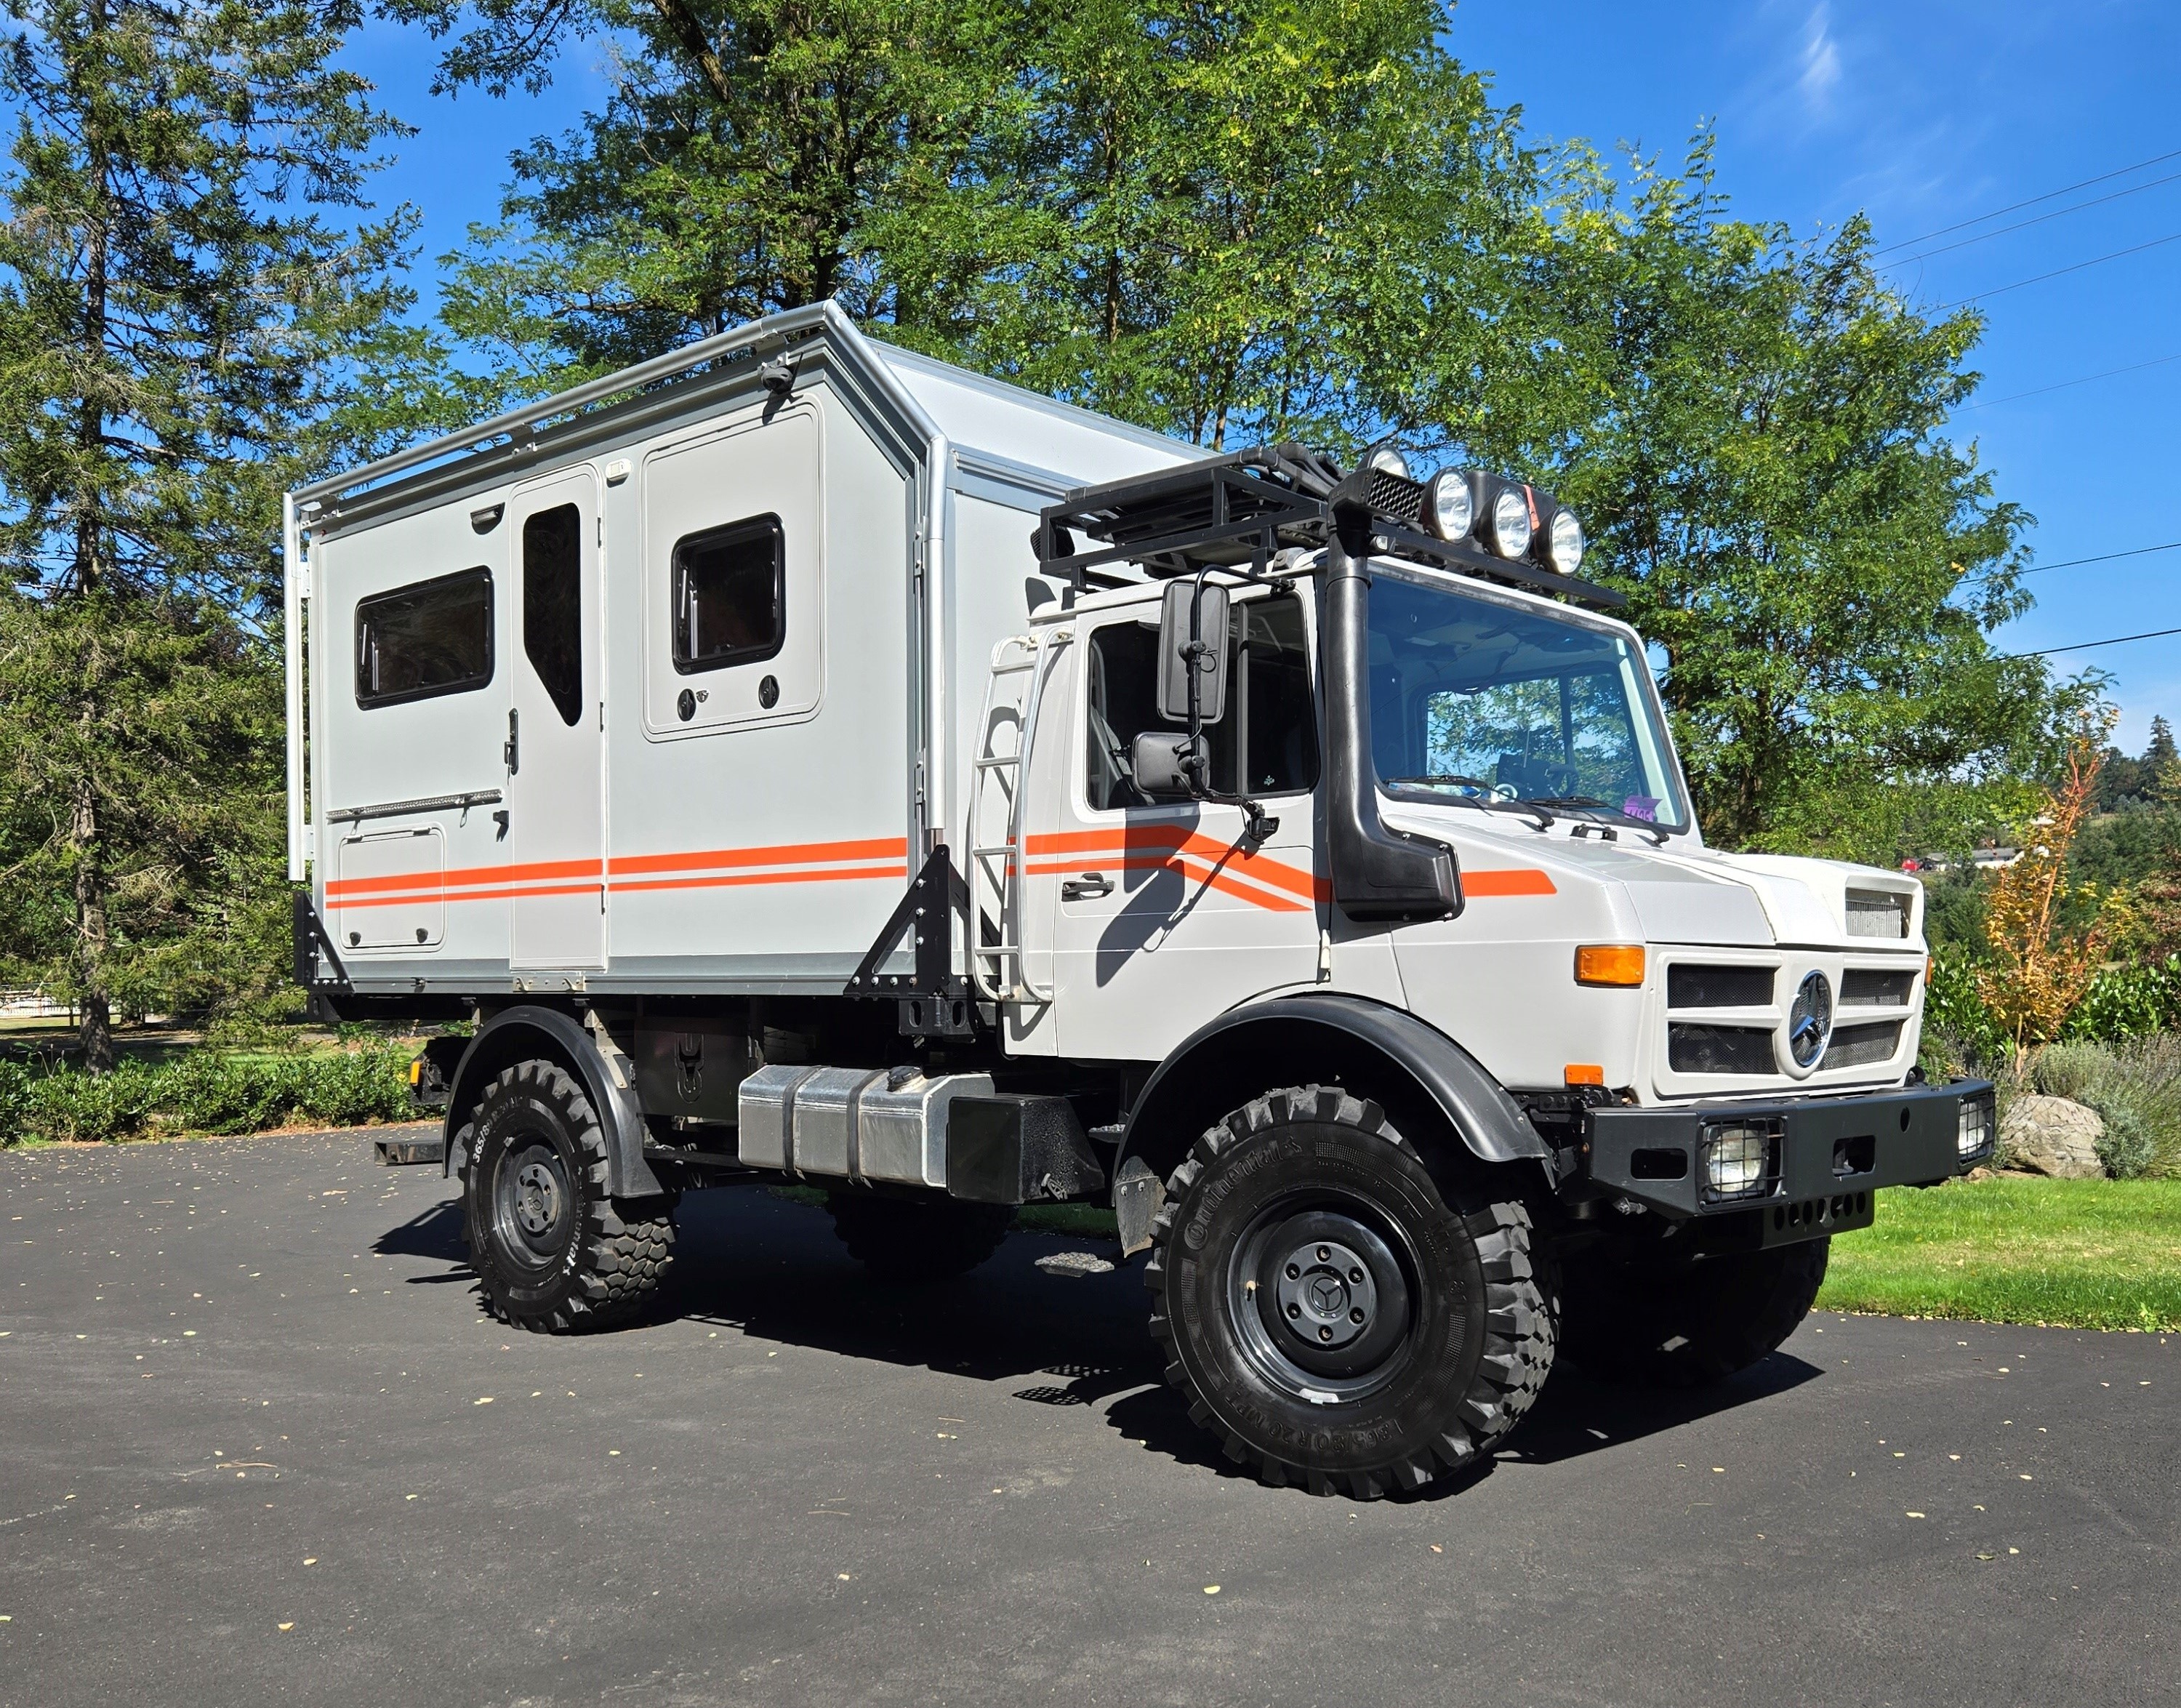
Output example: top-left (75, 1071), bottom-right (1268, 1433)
top-left (1487, 486), bottom-right (1531, 559)
top-left (1548, 508), bottom-right (1584, 574)
top-left (1364, 444), bottom-right (1410, 480)
top-left (1426, 471), bottom-right (1474, 541)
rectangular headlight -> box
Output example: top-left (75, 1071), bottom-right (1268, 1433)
top-left (1958, 1089), bottom-right (1995, 1160)
top-left (1700, 1120), bottom-right (1781, 1202)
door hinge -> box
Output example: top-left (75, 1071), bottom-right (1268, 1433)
top-left (914, 758), bottom-right (926, 809)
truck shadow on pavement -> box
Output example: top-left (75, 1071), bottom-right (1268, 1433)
top-left (662, 1184), bottom-right (1829, 1496)
top-left (369, 1177), bottom-right (1826, 1495)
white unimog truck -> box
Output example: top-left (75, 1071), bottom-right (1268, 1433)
top-left (286, 302), bottom-right (1996, 1496)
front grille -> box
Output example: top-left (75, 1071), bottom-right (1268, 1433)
top-left (1364, 470), bottom-right (1427, 527)
top-left (1822, 1020), bottom-right (1902, 1069)
top-left (1668, 1023), bottom-right (1775, 1075)
top-left (1668, 963), bottom-right (1775, 1009)
top-left (1840, 968), bottom-right (1914, 1006)
top-left (1846, 889), bottom-right (1911, 939)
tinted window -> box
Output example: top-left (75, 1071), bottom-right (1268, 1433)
top-left (356, 567), bottom-right (494, 708)
top-left (1084, 593), bottom-right (1316, 811)
top-left (673, 514), bottom-right (783, 673)
top-left (523, 503), bottom-right (584, 726)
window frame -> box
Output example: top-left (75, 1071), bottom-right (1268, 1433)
top-left (353, 565), bottom-right (496, 711)
top-left (670, 512), bottom-right (787, 677)
top-left (1080, 588), bottom-right (1318, 816)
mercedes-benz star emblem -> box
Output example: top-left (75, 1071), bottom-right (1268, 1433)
top-left (1788, 971), bottom-right (1833, 1069)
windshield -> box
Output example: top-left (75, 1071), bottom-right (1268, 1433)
top-left (1367, 574), bottom-right (1690, 830)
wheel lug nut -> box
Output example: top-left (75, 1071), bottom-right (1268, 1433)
top-left (1350, 1307), bottom-right (1365, 1323)
top-left (1287, 1303), bottom-right (1301, 1318)
top-left (1285, 1264), bottom-right (1300, 1280)
top-left (1316, 1246), bottom-right (1330, 1261)
top-left (1349, 1268), bottom-right (1364, 1283)
top-left (1318, 1326), bottom-right (1333, 1341)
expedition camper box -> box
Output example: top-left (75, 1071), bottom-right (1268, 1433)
top-left (287, 302), bottom-right (1994, 1496)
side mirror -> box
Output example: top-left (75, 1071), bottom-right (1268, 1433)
top-left (1156, 580), bottom-right (1230, 725)
top-left (1131, 731), bottom-right (1207, 798)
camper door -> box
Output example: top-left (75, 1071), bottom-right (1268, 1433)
top-left (505, 470), bottom-right (606, 969)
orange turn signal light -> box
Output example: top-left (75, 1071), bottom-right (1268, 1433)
top-left (1574, 944), bottom-right (1646, 987)
top-left (1565, 1064), bottom-right (1606, 1087)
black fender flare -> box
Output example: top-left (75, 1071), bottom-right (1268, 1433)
top-left (442, 1005), bottom-right (662, 1199)
top-left (1114, 993), bottom-right (1553, 1224)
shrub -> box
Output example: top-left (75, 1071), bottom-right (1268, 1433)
top-left (2029, 1039), bottom-right (2113, 1102)
top-left (1, 1043), bottom-right (414, 1144)
top-left (0, 1059), bottom-right (28, 1144)
top-left (292, 1045), bottom-right (411, 1127)
top-left (2065, 957), bottom-right (2181, 1042)
top-left (1924, 956), bottom-right (2008, 1070)
top-left (22, 1061), bottom-right (163, 1143)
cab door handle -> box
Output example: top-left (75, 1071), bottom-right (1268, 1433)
top-left (1061, 872), bottom-right (1113, 901)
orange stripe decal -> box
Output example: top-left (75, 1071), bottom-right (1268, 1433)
top-left (611, 865), bottom-right (907, 896)
top-left (1463, 867), bottom-right (1557, 897)
top-left (608, 836), bottom-right (907, 878)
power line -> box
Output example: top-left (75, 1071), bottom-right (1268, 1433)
top-left (2005, 625), bottom-right (2181, 659)
top-left (1935, 228), bottom-right (2181, 310)
top-left (1959, 352), bottom-right (2181, 410)
top-left (1889, 168), bottom-right (2181, 266)
top-left (1873, 145), bottom-right (2181, 256)
top-left (2020, 539), bottom-right (2181, 577)
top-left (1960, 539), bottom-right (2181, 588)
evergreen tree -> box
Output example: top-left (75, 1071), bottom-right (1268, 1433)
top-left (0, 0), bottom-right (409, 1065)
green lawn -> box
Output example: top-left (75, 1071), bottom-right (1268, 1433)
top-left (1818, 1176), bottom-right (2181, 1333)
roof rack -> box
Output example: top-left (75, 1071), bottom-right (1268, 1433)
top-left (1035, 443), bottom-right (1626, 611)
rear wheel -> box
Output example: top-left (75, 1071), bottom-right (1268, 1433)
top-left (1562, 1238), bottom-right (1828, 1387)
top-left (826, 1191), bottom-right (1013, 1282)
top-left (1146, 1084), bottom-right (1557, 1497)
top-left (462, 1059), bottom-right (675, 1332)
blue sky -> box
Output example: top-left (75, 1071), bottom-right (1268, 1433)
top-left (347, 1), bottom-right (2181, 748)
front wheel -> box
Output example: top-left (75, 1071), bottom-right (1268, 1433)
top-left (1562, 1238), bottom-right (1829, 1387)
top-left (1146, 1084), bottom-right (1557, 1498)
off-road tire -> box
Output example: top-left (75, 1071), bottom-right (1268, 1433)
top-left (1562, 1238), bottom-right (1829, 1388)
top-left (1146, 1084), bottom-right (1557, 1498)
top-left (827, 1191), bottom-right (1013, 1282)
top-left (462, 1060), bottom-right (675, 1332)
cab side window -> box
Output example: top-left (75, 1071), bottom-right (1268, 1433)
top-left (1083, 592), bottom-right (1316, 811)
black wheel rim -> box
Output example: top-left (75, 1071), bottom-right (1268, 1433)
top-left (1227, 1192), bottom-right (1418, 1403)
top-left (491, 1137), bottom-right (573, 1275)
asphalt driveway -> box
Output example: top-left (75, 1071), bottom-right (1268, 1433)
top-left (1, 1129), bottom-right (2174, 1707)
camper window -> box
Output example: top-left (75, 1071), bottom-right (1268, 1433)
top-left (1084, 593), bottom-right (1316, 811)
top-left (672, 513), bottom-right (784, 674)
top-left (522, 503), bottom-right (585, 726)
top-left (355, 566), bottom-right (494, 709)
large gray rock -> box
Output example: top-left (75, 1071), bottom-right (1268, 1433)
top-left (2001, 1094), bottom-right (2105, 1179)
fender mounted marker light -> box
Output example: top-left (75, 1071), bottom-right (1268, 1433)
top-left (1575, 944), bottom-right (1646, 987)
top-left (1565, 1064), bottom-right (1607, 1087)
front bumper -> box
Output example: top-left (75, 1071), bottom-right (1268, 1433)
top-left (1583, 1078), bottom-right (1995, 1246)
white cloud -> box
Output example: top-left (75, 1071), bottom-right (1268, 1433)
top-left (1799, 3), bottom-right (1842, 115)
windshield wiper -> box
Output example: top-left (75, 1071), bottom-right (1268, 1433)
top-left (1385, 776), bottom-right (1554, 830)
top-left (1529, 796), bottom-right (1668, 845)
